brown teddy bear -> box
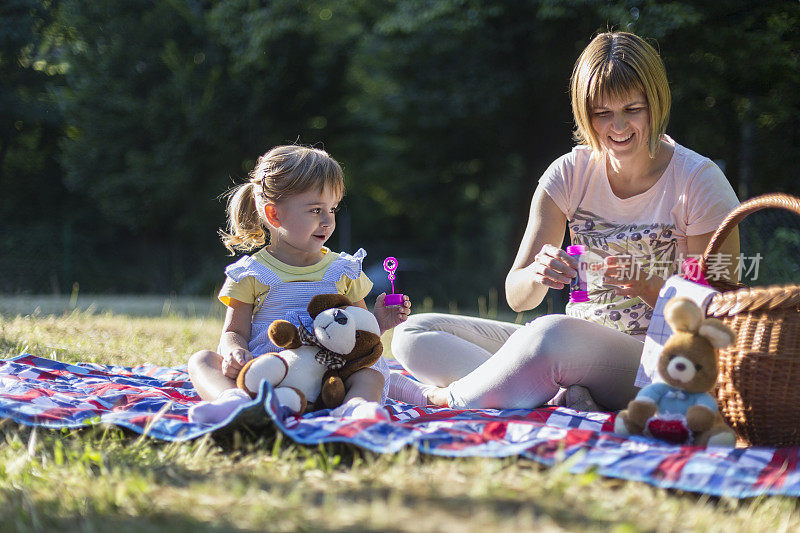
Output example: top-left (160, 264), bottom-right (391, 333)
top-left (614, 297), bottom-right (737, 446)
top-left (236, 293), bottom-right (383, 414)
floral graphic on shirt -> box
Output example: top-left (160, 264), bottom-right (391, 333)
top-left (567, 207), bottom-right (679, 336)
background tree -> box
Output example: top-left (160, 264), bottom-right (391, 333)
top-left (1, 0), bottom-right (798, 308)
top-left (0, 0), bottom-right (67, 293)
top-left (340, 0), bottom-right (699, 304)
top-left (53, 0), bottom-right (369, 293)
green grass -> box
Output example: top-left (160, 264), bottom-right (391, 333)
top-left (1, 297), bottom-right (799, 532)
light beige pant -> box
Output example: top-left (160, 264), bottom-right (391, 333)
top-left (391, 313), bottom-right (642, 410)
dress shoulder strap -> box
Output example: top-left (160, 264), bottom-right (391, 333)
top-left (322, 248), bottom-right (367, 282)
top-left (224, 255), bottom-right (282, 285)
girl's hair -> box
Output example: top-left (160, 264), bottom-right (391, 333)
top-left (570, 31), bottom-right (671, 158)
top-left (219, 145), bottom-right (345, 253)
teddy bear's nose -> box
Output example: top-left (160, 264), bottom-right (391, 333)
top-left (675, 362), bottom-right (686, 372)
top-left (333, 309), bottom-right (348, 325)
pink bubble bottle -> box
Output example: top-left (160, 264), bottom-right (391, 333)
top-left (383, 257), bottom-right (405, 306)
top-left (566, 245), bottom-right (589, 303)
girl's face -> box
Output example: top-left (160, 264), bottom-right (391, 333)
top-left (268, 186), bottom-right (342, 263)
top-left (590, 89), bottom-right (651, 161)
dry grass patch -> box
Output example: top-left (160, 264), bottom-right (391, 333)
top-left (0, 311), bottom-right (220, 366)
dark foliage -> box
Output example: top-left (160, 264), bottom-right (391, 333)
top-left (2, 1), bottom-right (798, 309)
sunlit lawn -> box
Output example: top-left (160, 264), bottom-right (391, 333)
top-left (1, 295), bottom-right (799, 532)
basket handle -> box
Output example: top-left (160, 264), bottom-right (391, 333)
top-left (700, 193), bottom-right (800, 276)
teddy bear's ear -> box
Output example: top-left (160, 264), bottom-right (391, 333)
top-left (664, 297), bottom-right (703, 333)
top-left (698, 318), bottom-right (736, 349)
top-left (339, 332), bottom-right (383, 381)
top-left (308, 294), bottom-right (351, 318)
top-left (268, 320), bottom-right (302, 349)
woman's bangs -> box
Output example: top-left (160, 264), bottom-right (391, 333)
top-left (588, 62), bottom-right (643, 108)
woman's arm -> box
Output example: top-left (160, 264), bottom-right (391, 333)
top-left (505, 186), bottom-right (576, 312)
top-left (687, 226), bottom-right (740, 282)
top-left (604, 227), bottom-right (740, 308)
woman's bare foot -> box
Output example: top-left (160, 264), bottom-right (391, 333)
top-left (549, 385), bottom-right (599, 412)
top-left (424, 386), bottom-right (449, 407)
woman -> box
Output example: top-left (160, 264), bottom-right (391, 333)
top-left (391, 31), bottom-right (740, 411)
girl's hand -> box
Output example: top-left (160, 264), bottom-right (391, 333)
top-left (603, 255), bottom-right (663, 308)
top-left (373, 292), bottom-right (411, 334)
top-left (221, 348), bottom-right (253, 379)
top-left (528, 244), bottom-right (579, 289)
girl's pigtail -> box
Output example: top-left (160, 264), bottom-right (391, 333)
top-left (219, 182), bottom-right (267, 253)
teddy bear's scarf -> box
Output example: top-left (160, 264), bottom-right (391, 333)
top-left (298, 326), bottom-right (346, 370)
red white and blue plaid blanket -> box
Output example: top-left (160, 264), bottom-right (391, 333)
top-left (1, 353), bottom-right (798, 498)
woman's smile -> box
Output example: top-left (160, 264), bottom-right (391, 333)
top-left (609, 132), bottom-right (634, 145)
top-left (591, 89), bottom-right (650, 158)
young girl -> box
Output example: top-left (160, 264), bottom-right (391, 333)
top-left (188, 145), bottom-right (411, 423)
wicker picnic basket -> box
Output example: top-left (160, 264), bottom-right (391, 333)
top-left (701, 193), bottom-right (800, 447)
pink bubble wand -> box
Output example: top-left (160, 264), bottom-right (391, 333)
top-left (383, 257), bottom-right (405, 306)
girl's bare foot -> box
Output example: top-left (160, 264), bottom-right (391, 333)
top-left (425, 386), bottom-right (449, 407)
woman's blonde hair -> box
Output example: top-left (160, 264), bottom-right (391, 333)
top-left (219, 145), bottom-right (345, 253)
top-left (570, 31), bottom-right (671, 158)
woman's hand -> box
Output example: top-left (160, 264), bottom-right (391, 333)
top-left (373, 292), bottom-right (411, 334)
top-left (602, 255), bottom-right (663, 308)
top-left (505, 187), bottom-right (569, 312)
top-left (528, 244), bottom-right (579, 290)
top-left (221, 348), bottom-right (253, 379)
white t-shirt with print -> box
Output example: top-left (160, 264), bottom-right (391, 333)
top-left (539, 136), bottom-right (739, 339)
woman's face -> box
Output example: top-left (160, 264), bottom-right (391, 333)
top-left (590, 89), bottom-right (651, 161)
